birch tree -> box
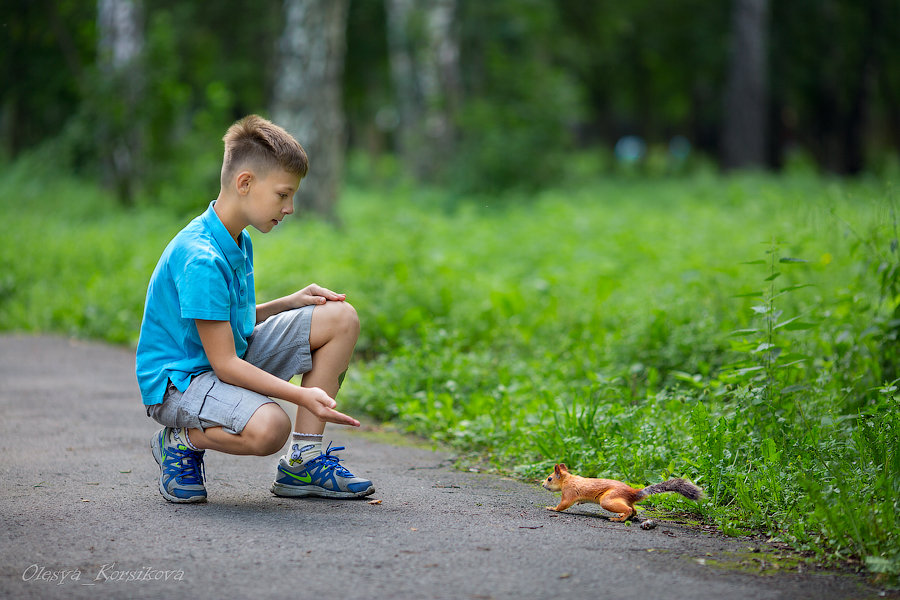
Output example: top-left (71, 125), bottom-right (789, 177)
top-left (272, 0), bottom-right (350, 221)
top-left (386, 0), bottom-right (461, 180)
top-left (96, 0), bottom-right (143, 203)
top-left (721, 0), bottom-right (768, 170)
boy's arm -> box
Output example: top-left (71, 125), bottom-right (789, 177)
top-left (195, 319), bottom-right (360, 427)
top-left (256, 283), bottom-right (346, 324)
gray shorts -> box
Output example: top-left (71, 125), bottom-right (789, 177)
top-left (146, 305), bottom-right (315, 434)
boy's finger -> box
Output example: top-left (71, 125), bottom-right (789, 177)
top-left (318, 287), bottom-right (345, 300)
top-left (328, 409), bottom-right (360, 427)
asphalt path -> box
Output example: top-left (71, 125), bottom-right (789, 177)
top-left (0, 334), bottom-right (889, 600)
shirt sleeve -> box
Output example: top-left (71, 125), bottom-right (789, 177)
top-left (174, 256), bottom-right (231, 321)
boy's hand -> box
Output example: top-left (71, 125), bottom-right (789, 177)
top-left (256, 283), bottom-right (347, 323)
top-left (301, 386), bottom-right (361, 427)
top-left (293, 283), bottom-right (346, 307)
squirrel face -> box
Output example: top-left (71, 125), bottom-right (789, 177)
top-left (541, 463), bottom-right (569, 492)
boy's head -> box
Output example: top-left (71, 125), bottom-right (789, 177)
top-left (220, 115), bottom-right (308, 190)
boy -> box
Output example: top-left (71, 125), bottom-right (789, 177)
top-left (136, 114), bottom-right (373, 503)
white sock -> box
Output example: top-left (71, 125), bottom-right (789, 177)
top-left (290, 433), bottom-right (323, 464)
top-left (168, 427), bottom-right (201, 452)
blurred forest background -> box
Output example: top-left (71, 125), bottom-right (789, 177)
top-left (3, 0), bottom-right (899, 215)
top-left (4, 0), bottom-right (900, 577)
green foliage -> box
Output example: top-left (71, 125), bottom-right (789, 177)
top-left (6, 1), bottom-right (281, 205)
top-left (1, 166), bottom-right (898, 577)
top-left (798, 384), bottom-right (900, 576)
top-left (452, 0), bottom-right (583, 193)
top-left (720, 242), bottom-right (815, 418)
top-left (0, 0), bottom-right (97, 156)
top-left (0, 158), bottom-right (178, 344)
top-left (555, 0), bottom-right (729, 142)
top-left (5, 0), bottom-right (900, 197)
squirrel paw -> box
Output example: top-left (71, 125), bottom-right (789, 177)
top-left (545, 506), bottom-right (560, 511)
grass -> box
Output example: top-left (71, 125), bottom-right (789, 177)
top-left (1, 158), bottom-right (898, 580)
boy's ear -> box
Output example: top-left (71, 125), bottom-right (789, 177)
top-left (235, 170), bottom-right (253, 195)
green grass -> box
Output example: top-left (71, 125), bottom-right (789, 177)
top-left (1, 160), bottom-right (898, 579)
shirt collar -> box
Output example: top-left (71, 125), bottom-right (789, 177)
top-left (201, 201), bottom-right (247, 270)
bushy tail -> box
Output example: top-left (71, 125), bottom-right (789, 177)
top-left (637, 478), bottom-right (703, 501)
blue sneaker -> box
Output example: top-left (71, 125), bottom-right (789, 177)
top-left (271, 442), bottom-right (374, 499)
top-left (150, 427), bottom-right (207, 503)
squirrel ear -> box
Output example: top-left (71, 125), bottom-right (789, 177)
top-left (559, 463), bottom-right (568, 472)
top-left (553, 464), bottom-right (561, 475)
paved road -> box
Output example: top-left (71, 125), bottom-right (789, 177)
top-left (0, 335), bottom-right (888, 600)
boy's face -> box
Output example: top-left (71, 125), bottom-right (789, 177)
top-left (242, 168), bottom-right (302, 233)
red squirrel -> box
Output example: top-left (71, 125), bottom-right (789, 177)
top-left (542, 463), bottom-right (702, 521)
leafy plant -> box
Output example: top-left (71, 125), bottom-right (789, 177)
top-left (723, 241), bottom-right (816, 410)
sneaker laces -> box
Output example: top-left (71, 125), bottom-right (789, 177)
top-left (167, 446), bottom-right (206, 485)
top-left (321, 442), bottom-right (355, 478)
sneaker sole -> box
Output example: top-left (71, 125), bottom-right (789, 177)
top-left (150, 433), bottom-right (207, 504)
top-left (270, 482), bottom-right (375, 499)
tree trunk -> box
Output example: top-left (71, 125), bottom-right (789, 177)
top-left (386, 0), bottom-right (461, 180)
top-left (721, 0), bottom-right (768, 170)
top-left (838, 0), bottom-right (879, 175)
top-left (808, 1), bottom-right (877, 175)
top-left (271, 0), bottom-right (349, 222)
top-left (96, 0), bottom-right (143, 204)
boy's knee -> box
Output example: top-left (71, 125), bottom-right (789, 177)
top-left (309, 301), bottom-right (360, 351)
top-left (335, 301), bottom-right (360, 334)
top-left (245, 404), bottom-right (291, 455)
top-left (322, 301), bottom-right (360, 336)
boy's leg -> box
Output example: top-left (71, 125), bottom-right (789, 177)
top-left (152, 412), bottom-right (290, 505)
top-left (186, 403), bottom-right (291, 456)
top-left (285, 300), bottom-right (359, 463)
top-left (148, 371), bottom-right (293, 457)
top-left (148, 376), bottom-right (293, 503)
top-left (271, 302), bottom-right (373, 498)
top-left (294, 300), bottom-right (360, 433)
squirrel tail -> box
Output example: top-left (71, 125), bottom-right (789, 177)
top-left (637, 478), bottom-right (703, 501)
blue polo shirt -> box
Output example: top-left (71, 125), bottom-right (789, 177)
top-left (136, 201), bottom-right (256, 406)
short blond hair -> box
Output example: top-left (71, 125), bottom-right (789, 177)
top-left (221, 115), bottom-right (308, 187)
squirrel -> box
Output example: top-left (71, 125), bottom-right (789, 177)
top-left (542, 463), bottom-right (702, 522)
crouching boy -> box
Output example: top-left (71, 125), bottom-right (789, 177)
top-left (136, 115), bottom-right (373, 503)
